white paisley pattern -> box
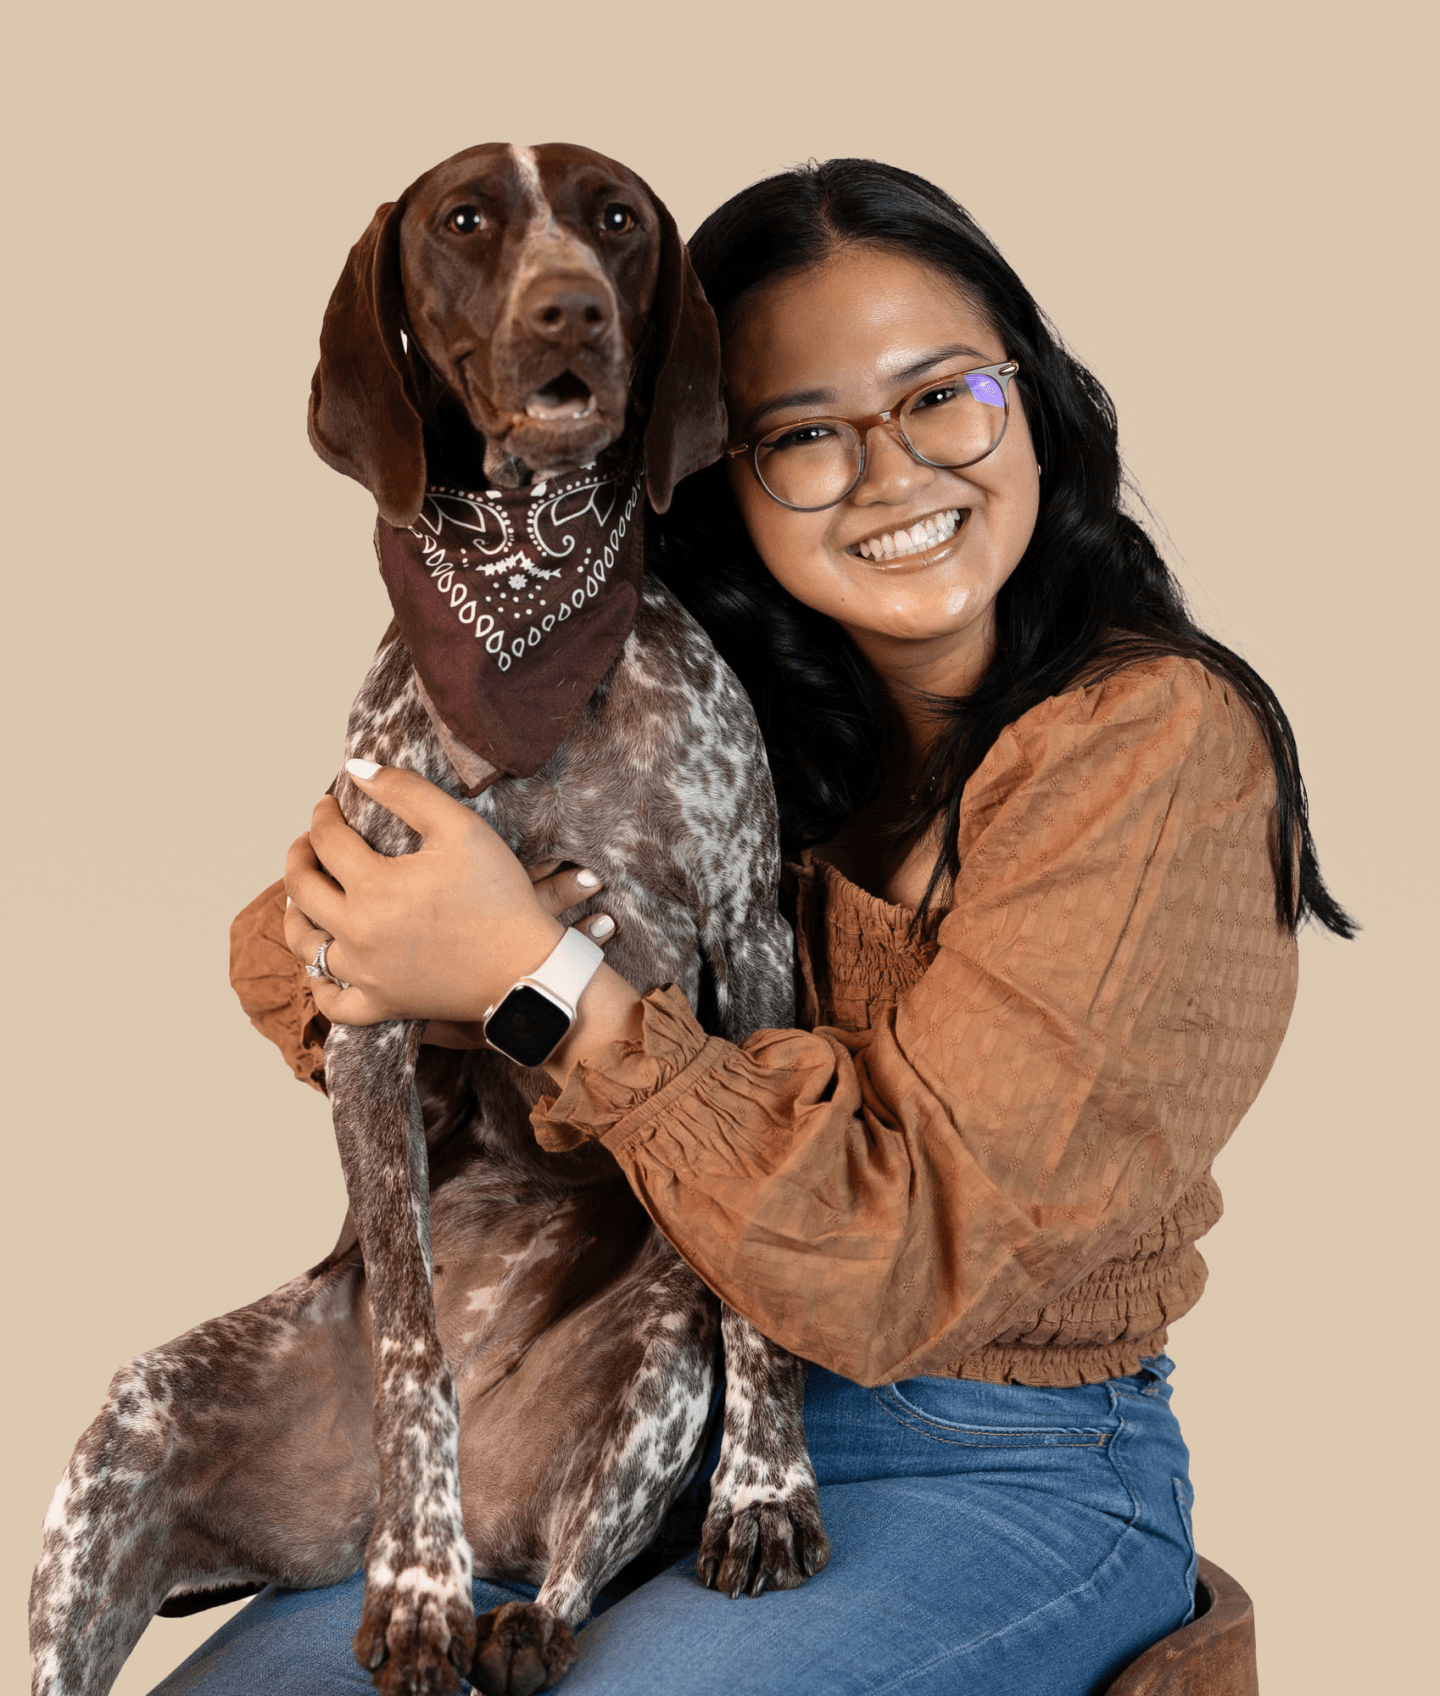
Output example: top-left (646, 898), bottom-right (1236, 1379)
top-left (411, 470), bottom-right (641, 673)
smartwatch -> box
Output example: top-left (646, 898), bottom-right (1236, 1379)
top-left (481, 926), bottom-right (606, 1069)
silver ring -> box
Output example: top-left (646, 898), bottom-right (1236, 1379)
top-left (305, 938), bottom-right (351, 989)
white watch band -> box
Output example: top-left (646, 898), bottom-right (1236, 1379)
top-left (528, 925), bottom-right (605, 1011)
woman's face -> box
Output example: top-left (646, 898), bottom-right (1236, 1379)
top-left (724, 245), bottom-right (1040, 689)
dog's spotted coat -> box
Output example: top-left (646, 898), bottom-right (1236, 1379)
top-left (31, 143), bottom-right (830, 1696)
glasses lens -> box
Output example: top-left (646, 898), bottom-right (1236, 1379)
top-left (754, 421), bottom-right (862, 510)
top-left (901, 370), bottom-right (1009, 469)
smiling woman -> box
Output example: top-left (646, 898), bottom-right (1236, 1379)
top-left (198, 158), bottom-right (1353, 1696)
top-left (724, 249), bottom-right (1038, 702)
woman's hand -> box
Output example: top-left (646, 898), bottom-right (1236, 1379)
top-left (406, 864), bottom-right (617, 1052)
top-left (282, 761), bottom-right (615, 1041)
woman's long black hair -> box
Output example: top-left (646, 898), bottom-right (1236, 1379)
top-left (651, 158), bottom-right (1354, 940)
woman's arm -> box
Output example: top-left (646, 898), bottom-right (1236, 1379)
top-left (526, 659), bottom-right (1300, 1384)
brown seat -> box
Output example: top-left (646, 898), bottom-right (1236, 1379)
top-left (1103, 1558), bottom-right (1259, 1694)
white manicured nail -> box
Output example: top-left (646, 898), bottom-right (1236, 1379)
top-left (285, 896), bottom-right (292, 908)
top-left (346, 758), bottom-right (381, 780)
top-left (576, 868), bottom-right (602, 889)
top-left (588, 915), bottom-right (615, 939)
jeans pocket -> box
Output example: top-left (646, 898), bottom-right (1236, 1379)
top-left (853, 1378), bottom-right (1134, 1523)
top-left (873, 1378), bottom-right (1113, 1448)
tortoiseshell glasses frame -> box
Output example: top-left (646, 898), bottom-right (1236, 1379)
top-left (725, 360), bottom-right (1020, 512)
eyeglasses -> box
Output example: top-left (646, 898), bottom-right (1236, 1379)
top-left (726, 361), bottom-right (1020, 512)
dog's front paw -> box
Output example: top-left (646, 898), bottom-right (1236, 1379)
top-left (352, 1562), bottom-right (476, 1696)
top-left (470, 1601), bottom-right (578, 1696)
top-left (697, 1480), bottom-right (831, 1598)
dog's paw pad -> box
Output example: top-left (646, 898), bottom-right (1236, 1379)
top-left (698, 1491), bottom-right (831, 1598)
top-left (470, 1601), bottom-right (577, 1696)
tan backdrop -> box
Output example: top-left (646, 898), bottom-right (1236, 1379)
top-left (4, 3), bottom-right (1433, 1691)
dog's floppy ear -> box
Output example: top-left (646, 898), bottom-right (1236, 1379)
top-left (307, 198), bottom-right (427, 527)
top-left (636, 183), bottom-right (727, 515)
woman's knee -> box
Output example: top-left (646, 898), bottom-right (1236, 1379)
top-left (149, 1573), bottom-right (534, 1695)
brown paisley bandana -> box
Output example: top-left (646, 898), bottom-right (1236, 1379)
top-left (376, 466), bottom-right (645, 783)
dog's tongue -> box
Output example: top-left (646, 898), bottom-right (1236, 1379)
top-left (525, 370), bottom-right (596, 420)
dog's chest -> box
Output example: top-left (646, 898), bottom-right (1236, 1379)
top-left (346, 574), bottom-right (753, 881)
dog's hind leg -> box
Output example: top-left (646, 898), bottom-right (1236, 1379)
top-left (29, 1260), bottom-right (378, 1696)
top-left (325, 1019), bottom-right (475, 1695)
top-left (31, 1423), bottom-right (194, 1696)
top-left (696, 1306), bottom-right (831, 1599)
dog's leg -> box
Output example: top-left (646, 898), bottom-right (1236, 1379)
top-left (31, 1421), bottom-right (192, 1696)
top-left (29, 1262), bottom-right (377, 1696)
top-left (325, 1020), bottom-right (476, 1695)
top-left (642, 650), bottom-right (832, 1600)
top-left (467, 1250), bottom-right (717, 1696)
top-left (697, 1306), bottom-right (831, 1598)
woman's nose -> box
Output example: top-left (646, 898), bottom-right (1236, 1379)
top-left (850, 421), bottom-right (935, 506)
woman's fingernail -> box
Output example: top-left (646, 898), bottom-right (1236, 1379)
top-left (346, 758), bottom-right (382, 780)
top-left (588, 914), bottom-right (615, 940)
top-left (576, 868), bottom-right (602, 889)
top-left (285, 896), bottom-right (292, 909)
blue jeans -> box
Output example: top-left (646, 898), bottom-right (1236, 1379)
top-left (153, 1356), bottom-right (1197, 1695)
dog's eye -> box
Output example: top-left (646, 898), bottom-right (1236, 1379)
top-left (446, 205), bottom-right (485, 236)
top-left (600, 204), bottom-right (636, 235)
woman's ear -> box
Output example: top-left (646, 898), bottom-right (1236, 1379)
top-left (634, 182), bottom-right (728, 516)
top-left (307, 198), bottom-right (428, 527)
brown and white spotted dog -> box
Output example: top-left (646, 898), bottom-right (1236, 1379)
top-left (30, 143), bottom-right (829, 1696)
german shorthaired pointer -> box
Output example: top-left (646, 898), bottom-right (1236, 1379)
top-left (30, 143), bottom-right (828, 1696)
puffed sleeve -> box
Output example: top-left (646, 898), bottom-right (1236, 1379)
top-left (229, 879), bottom-right (330, 1092)
top-left (532, 658), bottom-right (1299, 1385)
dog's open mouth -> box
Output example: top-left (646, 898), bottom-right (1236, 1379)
top-left (524, 370), bottom-right (597, 422)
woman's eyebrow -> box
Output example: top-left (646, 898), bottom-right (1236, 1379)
top-left (747, 385), bottom-right (834, 427)
top-left (747, 343), bottom-right (992, 429)
top-left (888, 342), bottom-right (989, 385)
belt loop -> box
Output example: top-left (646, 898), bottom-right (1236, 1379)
top-left (1136, 1352), bottom-right (1176, 1396)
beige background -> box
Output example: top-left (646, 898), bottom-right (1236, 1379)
top-left (4, 2), bottom-right (1433, 1691)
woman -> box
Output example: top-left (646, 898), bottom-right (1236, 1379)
top-left (180, 159), bottom-right (1351, 1693)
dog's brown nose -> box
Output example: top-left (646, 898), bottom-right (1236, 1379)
top-left (523, 274), bottom-right (613, 345)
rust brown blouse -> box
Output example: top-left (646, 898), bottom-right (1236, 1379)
top-left (230, 656), bottom-right (1298, 1389)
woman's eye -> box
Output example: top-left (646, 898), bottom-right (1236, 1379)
top-left (600, 203), bottom-right (636, 234)
top-left (767, 423), bottom-right (837, 453)
top-left (913, 382), bottom-right (962, 412)
top-left (446, 205), bottom-right (485, 235)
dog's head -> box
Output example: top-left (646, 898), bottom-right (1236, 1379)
top-left (308, 142), bottom-right (725, 525)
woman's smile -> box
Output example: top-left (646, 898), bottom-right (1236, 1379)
top-left (849, 505), bottom-right (965, 564)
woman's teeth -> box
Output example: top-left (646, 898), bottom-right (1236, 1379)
top-left (855, 509), bottom-right (961, 561)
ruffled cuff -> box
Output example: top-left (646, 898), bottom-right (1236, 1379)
top-left (229, 878), bottom-right (331, 1093)
top-left (531, 984), bottom-right (730, 1153)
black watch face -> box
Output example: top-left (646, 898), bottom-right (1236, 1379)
top-left (485, 985), bottom-right (571, 1068)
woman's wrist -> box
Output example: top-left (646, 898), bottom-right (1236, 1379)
top-left (489, 911), bottom-right (568, 1011)
top-left (542, 962), bottom-right (646, 1090)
